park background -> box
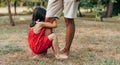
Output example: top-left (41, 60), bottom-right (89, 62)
top-left (0, 0), bottom-right (120, 65)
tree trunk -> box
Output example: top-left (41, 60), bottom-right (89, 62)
top-left (106, 0), bottom-right (113, 17)
top-left (35, 1), bottom-right (37, 7)
top-left (0, 0), bottom-right (1, 4)
top-left (40, 0), bottom-right (46, 8)
top-left (105, 0), bottom-right (113, 17)
top-left (20, 0), bottom-right (23, 7)
top-left (35, 0), bottom-right (39, 7)
top-left (77, 2), bottom-right (82, 17)
top-left (7, 0), bottom-right (15, 26)
top-left (14, 0), bottom-right (17, 15)
top-left (97, 0), bottom-right (101, 5)
top-left (78, 7), bottom-right (82, 17)
top-left (78, 10), bottom-right (82, 17)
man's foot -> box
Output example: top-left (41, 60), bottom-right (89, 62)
top-left (60, 48), bottom-right (69, 56)
top-left (55, 54), bottom-right (68, 60)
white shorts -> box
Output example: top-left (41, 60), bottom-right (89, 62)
top-left (46, 0), bottom-right (79, 18)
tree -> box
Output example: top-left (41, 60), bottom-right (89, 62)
top-left (94, 0), bottom-right (104, 21)
top-left (102, 0), bottom-right (117, 17)
top-left (40, 0), bottom-right (46, 7)
top-left (79, 0), bottom-right (118, 18)
top-left (14, 0), bottom-right (17, 15)
top-left (78, 2), bottom-right (83, 17)
top-left (7, 0), bottom-right (15, 26)
top-left (105, 0), bottom-right (114, 17)
top-left (20, 0), bottom-right (23, 7)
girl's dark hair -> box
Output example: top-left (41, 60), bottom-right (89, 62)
top-left (30, 6), bottom-right (46, 27)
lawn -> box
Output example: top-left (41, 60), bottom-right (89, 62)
top-left (0, 16), bottom-right (120, 65)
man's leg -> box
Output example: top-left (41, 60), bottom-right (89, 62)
top-left (61, 0), bottom-right (78, 55)
top-left (62, 18), bottom-right (75, 55)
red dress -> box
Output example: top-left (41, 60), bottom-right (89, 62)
top-left (28, 27), bottom-right (52, 54)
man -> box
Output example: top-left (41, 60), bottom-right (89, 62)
top-left (45, 0), bottom-right (79, 56)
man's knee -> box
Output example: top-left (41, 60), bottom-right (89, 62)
top-left (45, 17), bottom-right (51, 22)
top-left (65, 18), bottom-right (74, 25)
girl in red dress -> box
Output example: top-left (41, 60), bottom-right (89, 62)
top-left (28, 7), bottom-right (68, 60)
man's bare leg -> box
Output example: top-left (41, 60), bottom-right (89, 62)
top-left (61, 18), bottom-right (75, 55)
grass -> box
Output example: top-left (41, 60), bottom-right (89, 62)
top-left (0, 45), bottom-right (23, 55)
top-left (0, 16), bottom-right (120, 65)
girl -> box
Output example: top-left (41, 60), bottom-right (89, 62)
top-left (28, 7), bottom-right (68, 60)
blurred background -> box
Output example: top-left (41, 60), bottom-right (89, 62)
top-left (0, 0), bottom-right (120, 26)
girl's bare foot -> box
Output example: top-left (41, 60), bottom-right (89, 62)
top-left (32, 55), bottom-right (39, 60)
top-left (55, 54), bottom-right (68, 60)
top-left (30, 54), bottom-right (45, 60)
top-left (60, 48), bottom-right (69, 56)
top-left (32, 55), bottom-right (40, 60)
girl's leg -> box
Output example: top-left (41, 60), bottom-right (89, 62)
top-left (48, 33), bottom-right (59, 55)
top-left (48, 33), bottom-right (68, 59)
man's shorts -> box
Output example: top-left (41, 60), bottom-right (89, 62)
top-left (46, 0), bottom-right (79, 18)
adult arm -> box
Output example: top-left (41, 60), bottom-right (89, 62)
top-left (75, 0), bottom-right (80, 2)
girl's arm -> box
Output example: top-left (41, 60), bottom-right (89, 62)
top-left (33, 20), bottom-right (57, 34)
top-left (40, 20), bottom-right (57, 28)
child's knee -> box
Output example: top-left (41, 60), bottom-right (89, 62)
top-left (48, 33), bottom-right (57, 40)
top-left (53, 34), bottom-right (57, 39)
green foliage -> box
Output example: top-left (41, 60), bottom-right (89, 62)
top-left (101, 0), bottom-right (117, 5)
top-left (0, 0), bottom-right (6, 7)
top-left (79, 0), bottom-right (117, 9)
top-left (111, 0), bottom-right (117, 3)
top-left (94, 5), bottom-right (104, 21)
top-left (80, 0), bottom-right (97, 8)
top-left (79, 0), bottom-right (117, 8)
top-left (94, 5), bottom-right (104, 14)
top-left (0, 0), bottom-right (42, 7)
top-left (112, 0), bottom-right (120, 16)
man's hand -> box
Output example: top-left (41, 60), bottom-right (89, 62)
top-left (55, 0), bottom-right (80, 2)
top-left (75, 0), bottom-right (80, 2)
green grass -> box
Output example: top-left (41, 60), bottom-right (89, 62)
top-left (100, 58), bottom-right (120, 65)
top-left (0, 45), bottom-right (23, 55)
